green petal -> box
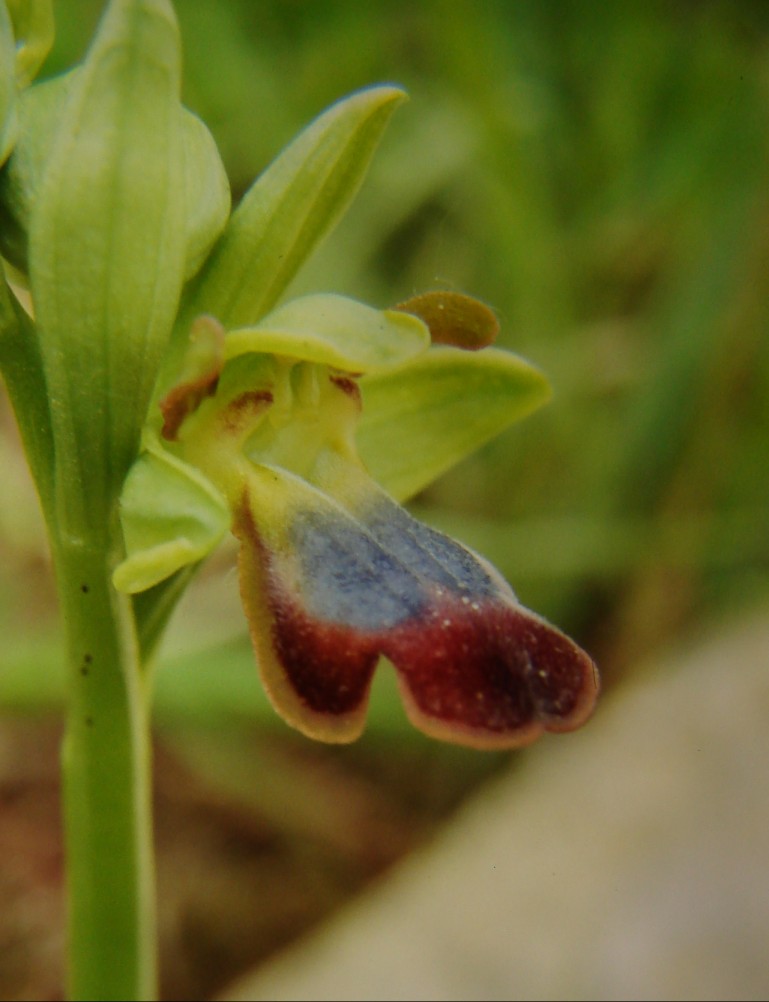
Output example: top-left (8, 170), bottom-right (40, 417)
top-left (114, 442), bottom-right (229, 594)
top-left (180, 85), bottom-right (406, 330)
top-left (225, 294), bottom-right (429, 372)
top-left (29, 0), bottom-right (188, 534)
top-left (358, 346), bottom-right (552, 502)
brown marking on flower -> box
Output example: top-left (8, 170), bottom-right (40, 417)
top-left (232, 468), bottom-right (598, 749)
top-left (270, 594), bottom-right (379, 715)
top-left (160, 372), bottom-right (220, 441)
top-left (220, 390), bottom-right (274, 435)
top-left (329, 374), bottom-right (362, 407)
top-left (235, 508), bottom-right (597, 747)
top-left (260, 583), bottom-right (597, 749)
top-left (159, 315), bottom-right (226, 440)
top-left (395, 291), bottom-right (499, 350)
top-left (384, 595), bottom-right (598, 749)
top-left (233, 493), bottom-right (376, 742)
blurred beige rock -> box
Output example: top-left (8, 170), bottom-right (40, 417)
top-left (223, 610), bottom-right (769, 1002)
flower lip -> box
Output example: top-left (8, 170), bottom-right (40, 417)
top-left (234, 459), bottom-right (599, 749)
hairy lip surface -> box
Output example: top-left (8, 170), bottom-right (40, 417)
top-left (235, 486), bottom-right (599, 749)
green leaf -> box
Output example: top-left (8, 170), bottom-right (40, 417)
top-left (0, 65), bottom-right (224, 278)
top-left (0, 2), bottom-right (17, 164)
top-left (357, 347), bottom-right (552, 502)
top-left (0, 70), bottom-right (77, 272)
top-left (113, 441), bottom-right (229, 594)
top-left (6, 0), bottom-right (54, 86)
top-left (29, 0), bottom-right (188, 535)
top-left (225, 293), bottom-right (429, 372)
top-left (180, 85), bottom-right (407, 330)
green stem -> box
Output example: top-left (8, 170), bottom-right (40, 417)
top-left (54, 534), bottom-right (157, 1002)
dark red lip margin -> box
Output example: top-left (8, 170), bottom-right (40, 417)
top-left (235, 498), bottom-right (599, 750)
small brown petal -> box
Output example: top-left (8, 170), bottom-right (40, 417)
top-left (395, 291), bottom-right (499, 350)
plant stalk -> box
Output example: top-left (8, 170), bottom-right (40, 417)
top-left (55, 534), bottom-right (157, 1002)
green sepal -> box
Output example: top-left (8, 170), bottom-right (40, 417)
top-left (179, 85), bottom-right (407, 331)
top-left (0, 3), bottom-right (17, 165)
top-left (28, 0), bottom-right (189, 535)
top-left (113, 439), bottom-right (229, 594)
top-left (225, 294), bottom-right (429, 372)
top-left (357, 346), bottom-right (552, 502)
top-left (6, 0), bottom-right (54, 87)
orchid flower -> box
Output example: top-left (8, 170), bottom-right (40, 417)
top-left (0, 4), bottom-right (597, 994)
top-left (114, 289), bottom-right (598, 750)
top-left (38, 64), bottom-right (596, 751)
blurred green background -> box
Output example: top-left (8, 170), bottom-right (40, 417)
top-left (1, 1), bottom-right (768, 999)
